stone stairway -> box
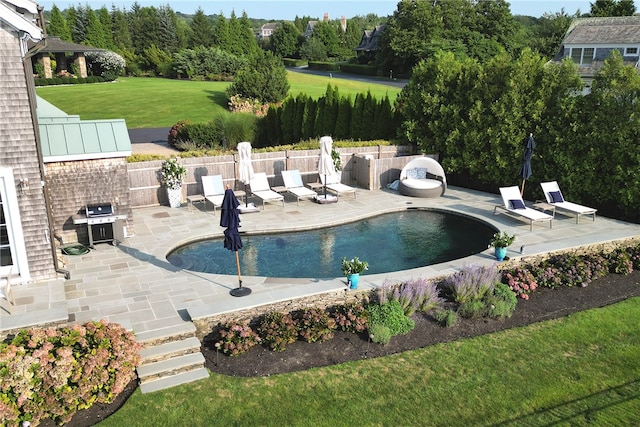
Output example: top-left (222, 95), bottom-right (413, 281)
top-left (135, 320), bottom-right (209, 394)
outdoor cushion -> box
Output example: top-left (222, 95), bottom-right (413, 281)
top-left (549, 191), bottom-right (564, 203)
top-left (509, 199), bottom-right (526, 210)
top-left (406, 168), bottom-right (420, 179)
top-left (415, 168), bottom-right (428, 179)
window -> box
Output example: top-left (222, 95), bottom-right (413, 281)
top-left (0, 168), bottom-right (28, 279)
top-left (582, 48), bottom-right (594, 64)
top-left (570, 47), bottom-right (595, 65)
top-left (571, 48), bottom-right (582, 63)
top-left (626, 47), bottom-right (638, 55)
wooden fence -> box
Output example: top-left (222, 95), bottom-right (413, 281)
top-left (127, 145), bottom-right (419, 207)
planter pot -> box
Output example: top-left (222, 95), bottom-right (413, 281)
top-left (494, 247), bottom-right (507, 261)
top-left (347, 273), bottom-right (360, 289)
top-left (167, 186), bottom-right (182, 208)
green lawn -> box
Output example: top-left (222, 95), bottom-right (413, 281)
top-left (35, 73), bottom-right (400, 129)
top-left (99, 298), bottom-right (640, 426)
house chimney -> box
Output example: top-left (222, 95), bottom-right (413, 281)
top-left (323, 13), bottom-right (329, 22)
top-left (341, 16), bottom-right (347, 32)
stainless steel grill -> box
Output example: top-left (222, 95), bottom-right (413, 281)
top-left (73, 203), bottom-right (126, 248)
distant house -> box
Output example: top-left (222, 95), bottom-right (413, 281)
top-left (355, 24), bottom-right (386, 62)
top-left (257, 22), bottom-right (279, 40)
top-left (304, 12), bottom-right (344, 38)
top-left (553, 16), bottom-right (640, 88)
top-left (28, 36), bottom-right (103, 78)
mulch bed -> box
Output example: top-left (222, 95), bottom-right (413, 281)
top-left (50, 271), bottom-right (640, 426)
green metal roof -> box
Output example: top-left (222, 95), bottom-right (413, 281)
top-left (37, 96), bottom-right (131, 162)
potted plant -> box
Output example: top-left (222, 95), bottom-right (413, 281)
top-left (489, 231), bottom-right (515, 261)
top-left (160, 158), bottom-right (187, 208)
top-left (341, 256), bottom-right (368, 289)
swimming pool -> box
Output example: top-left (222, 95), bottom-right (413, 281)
top-left (167, 209), bottom-right (495, 278)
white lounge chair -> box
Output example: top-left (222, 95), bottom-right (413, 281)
top-left (281, 170), bottom-right (317, 205)
top-left (398, 156), bottom-right (447, 198)
top-left (250, 172), bottom-right (285, 209)
top-left (540, 181), bottom-right (597, 223)
top-left (319, 172), bottom-right (357, 198)
top-left (202, 175), bottom-right (225, 212)
top-left (494, 186), bottom-right (553, 230)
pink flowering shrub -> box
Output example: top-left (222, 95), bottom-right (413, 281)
top-left (331, 302), bottom-right (368, 333)
top-left (216, 321), bottom-right (261, 356)
top-left (227, 95), bottom-right (271, 117)
top-left (0, 320), bottom-right (140, 426)
top-left (257, 312), bottom-right (298, 352)
top-left (501, 267), bottom-right (538, 300)
top-left (297, 308), bottom-right (337, 343)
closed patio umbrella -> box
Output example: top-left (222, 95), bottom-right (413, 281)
top-left (318, 136), bottom-right (336, 200)
top-left (220, 187), bottom-right (251, 297)
top-left (519, 133), bottom-right (535, 196)
top-left (237, 142), bottom-right (254, 207)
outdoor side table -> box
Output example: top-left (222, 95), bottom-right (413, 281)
top-left (532, 201), bottom-right (556, 218)
top-left (186, 195), bottom-right (205, 211)
top-left (306, 182), bottom-right (324, 193)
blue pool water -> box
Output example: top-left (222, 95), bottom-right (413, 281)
top-left (167, 210), bottom-right (495, 278)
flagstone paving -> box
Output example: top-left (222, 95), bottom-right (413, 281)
top-left (3, 186), bottom-right (639, 335)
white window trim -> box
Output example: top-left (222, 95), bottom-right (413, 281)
top-left (0, 167), bottom-right (30, 281)
top-left (625, 47), bottom-right (638, 55)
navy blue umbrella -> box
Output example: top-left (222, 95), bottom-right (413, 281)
top-left (220, 188), bottom-right (251, 296)
top-left (519, 133), bottom-right (535, 195)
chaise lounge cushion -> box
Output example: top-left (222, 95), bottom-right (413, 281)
top-left (549, 191), bottom-right (564, 203)
top-left (509, 199), bottom-right (526, 209)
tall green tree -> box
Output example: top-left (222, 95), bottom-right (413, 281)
top-left (189, 7), bottom-right (214, 47)
top-left (111, 6), bottom-right (134, 59)
top-left (530, 10), bottom-right (576, 59)
top-left (270, 21), bottom-right (302, 58)
top-left (310, 21), bottom-right (340, 57)
top-left (226, 50), bottom-right (289, 103)
top-left (84, 8), bottom-right (109, 48)
top-left (238, 12), bottom-right (260, 57)
top-left (590, 0), bottom-right (636, 16)
top-left (212, 13), bottom-right (230, 51)
top-left (156, 5), bottom-right (179, 52)
top-left (96, 6), bottom-right (114, 49)
top-left (67, 5), bottom-right (87, 44)
top-left (47, 5), bottom-right (72, 41)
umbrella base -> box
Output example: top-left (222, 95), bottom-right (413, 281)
top-left (314, 194), bottom-right (338, 204)
top-left (230, 286), bottom-right (252, 297)
top-left (239, 203), bottom-right (260, 214)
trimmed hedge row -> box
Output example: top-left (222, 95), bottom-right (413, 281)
top-left (34, 76), bottom-right (106, 86)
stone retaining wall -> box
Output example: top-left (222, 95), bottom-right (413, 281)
top-left (192, 236), bottom-right (640, 340)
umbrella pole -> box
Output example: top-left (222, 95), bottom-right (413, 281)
top-left (244, 183), bottom-right (248, 207)
top-left (230, 250), bottom-right (251, 297)
top-left (235, 251), bottom-right (242, 287)
top-left (521, 179), bottom-right (526, 196)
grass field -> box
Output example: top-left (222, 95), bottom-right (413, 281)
top-left (99, 298), bottom-right (640, 426)
top-left (35, 72), bottom-right (401, 129)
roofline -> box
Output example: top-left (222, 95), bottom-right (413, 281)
top-left (0, 1), bottom-right (42, 40)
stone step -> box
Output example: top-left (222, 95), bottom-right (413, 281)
top-left (139, 367), bottom-right (210, 394)
top-left (139, 336), bottom-right (201, 364)
top-left (137, 352), bottom-right (205, 382)
top-left (135, 321), bottom-right (197, 347)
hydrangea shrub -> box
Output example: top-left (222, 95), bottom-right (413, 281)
top-left (0, 321), bottom-right (140, 426)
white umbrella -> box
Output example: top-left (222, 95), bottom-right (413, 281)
top-left (237, 142), bottom-right (254, 207)
top-left (318, 136), bottom-right (336, 199)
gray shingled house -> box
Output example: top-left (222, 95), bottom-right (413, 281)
top-left (1, 0), bottom-right (133, 326)
top-left (553, 16), bottom-right (640, 89)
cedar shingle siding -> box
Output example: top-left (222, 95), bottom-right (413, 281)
top-left (1, 26), bottom-right (57, 281)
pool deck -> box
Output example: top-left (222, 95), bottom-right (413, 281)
top-left (2, 186), bottom-right (640, 334)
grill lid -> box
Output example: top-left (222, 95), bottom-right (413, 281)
top-left (86, 203), bottom-right (114, 217)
